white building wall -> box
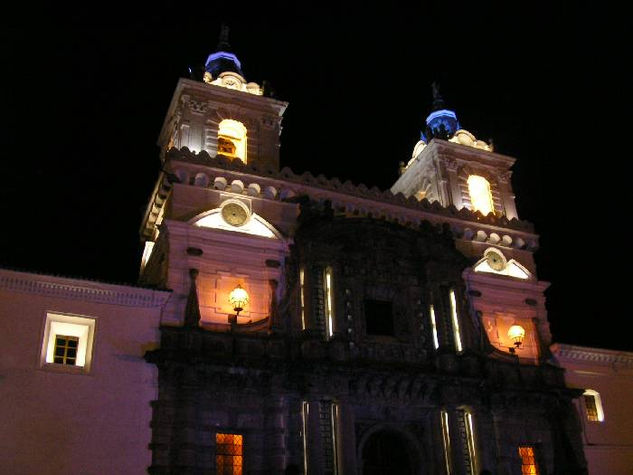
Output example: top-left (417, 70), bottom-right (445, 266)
top-left (0, 269), bottom-right (170, 475)
top-left (552, 344), bottom-right (633, 475)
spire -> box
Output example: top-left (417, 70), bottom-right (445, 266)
top-left (216, 23), bottom-right (232, 52)
top-left (431, 81), bottom-right (445, 110)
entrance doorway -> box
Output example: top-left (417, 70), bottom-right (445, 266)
top-left (361, 429), bottom-right (414, 475)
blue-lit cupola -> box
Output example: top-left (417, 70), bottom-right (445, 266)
top-left (402, 83), bottom-right (492, 173)
top-left (202, 26), bottom-right (263, 95)
top-left (421, 82), bottom-right (461, 142)
top-left (204, 25), bottom-right (245, 79)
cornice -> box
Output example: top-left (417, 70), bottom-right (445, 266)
top-left (175, 78), bottom-right (288, 112)
top-left (0, 268), bottom-right (172, 308)
top-left (551, 343), bottom-right (633, 368)
top-left (431, 139), bottom-right (517, 167)
top-left (462, 268), bottom-right (550, 291)
top-left (142, 147), bottom-right (538, 251)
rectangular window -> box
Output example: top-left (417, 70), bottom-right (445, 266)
top-left (449, 289), bottom-right (463, 352)
top-left (583, 390), bottom-right (604, 422)
top-left (441, 410), bottom-right (452, 475)
top-left (300, 268), bottom-right (306, 330)
top-left (430, 304), bottom-right (440, 349)
top-left (41, 312), bottom-right (96, 373)
top-left (53, 335), bottom-right (79, 365)
top-left (464, 411), bottom-right (477, 475)
top-left (216, 433), bottom-right (243, 475)
top-left (324, 268), bottom-right (334, 339)
top-left (518, 446), bottom-right (539, 475)
top-left (364, 299), bottom-right (394, 336)
top-left (302, 401), bottom-right (309, 474)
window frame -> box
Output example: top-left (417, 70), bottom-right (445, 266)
top-left (582, 389), bottom-right (605, 422)
top-left (53, 335), bottom-right (79, 365)
top-left (40, 312), bottom-right (97, 374)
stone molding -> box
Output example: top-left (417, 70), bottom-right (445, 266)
top-left (0, 268), bottom-right (171, 308)
top-left (181, 95), bottom-right (210, 114)
top-left (142, 147), bottom-right (538, 251)
top-left (551, 343), bottom-right (633, 368)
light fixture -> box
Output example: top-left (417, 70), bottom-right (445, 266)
top-left (228, 284), bottom-right (249, 324)
top-left (507, 324), bottom-right (526, 354)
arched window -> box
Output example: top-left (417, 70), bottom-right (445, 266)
top-left (467, 175), bottom-right (494, 216)
top-left (218, 119), bottom-right (247, 163)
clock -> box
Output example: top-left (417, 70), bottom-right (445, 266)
top-left (221, 200), bottom-right (250, 227)
top-left (485, 249), bottom-right (506, 271)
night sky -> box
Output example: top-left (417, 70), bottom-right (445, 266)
top-left (1, 4), bottom-right (627, 350)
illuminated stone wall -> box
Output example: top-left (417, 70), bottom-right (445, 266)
top-left (392, 139), bottom-right (519, 221)
top-left (157, 78), bottom-right (287, 171)
top-left (143, 200), bottom-right (587, 474)
top-left (0, 269), bottom-right (170, 475)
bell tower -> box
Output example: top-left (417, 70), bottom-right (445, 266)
top-left (392, 84), bottom-right (518, 220)
top-left (139, 28), bottom-right (290, 330)
top-left (157, 26), bottom-right (287, 170)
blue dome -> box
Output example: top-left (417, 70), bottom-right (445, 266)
top-left (421, 83), bottom-right (461, 141)
top-left (425, 108), bottom-right (461, 139)
top-left (205, 51), bottom-right (244, 78)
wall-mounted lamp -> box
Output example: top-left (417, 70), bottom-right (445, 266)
top-left (507, 324), bottom-right (526, 354)
top-left (228, 284), bottom-right (249, 324)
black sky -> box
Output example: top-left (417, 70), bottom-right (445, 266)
top-left (1, 3), bottom-right (628, 350)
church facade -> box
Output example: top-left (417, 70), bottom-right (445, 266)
top-left (2, 31), bottom-right (631, 475)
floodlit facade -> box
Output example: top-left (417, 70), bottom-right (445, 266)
top-left (2, 29), bottom-right (632, 475)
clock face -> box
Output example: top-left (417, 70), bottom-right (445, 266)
top-left (485, 249), bottom-right (506, 271)
top-left (221, 202), bottom-right (249, 227)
